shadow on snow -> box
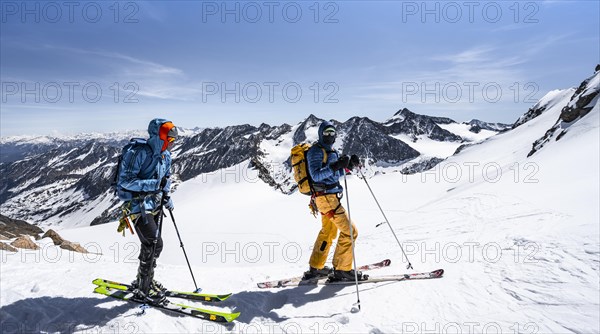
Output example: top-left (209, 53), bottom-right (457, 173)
top-left (0, 295), bottom-right (135, 334)
top-left (220, 284), bottom-right (349, 323)
top-left (0, 284), bottom-right (374, 331)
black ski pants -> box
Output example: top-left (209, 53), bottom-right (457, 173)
top-left (134, 212), bottom-right (164, 262)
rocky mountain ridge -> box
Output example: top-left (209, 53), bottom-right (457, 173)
top-left (7, 64), bottom-right (598, 230)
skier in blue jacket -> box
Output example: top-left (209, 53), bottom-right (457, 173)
top-left (304, 121), bottom-right (363, 281)
top-left (117, 118), bottom-right (177, 303)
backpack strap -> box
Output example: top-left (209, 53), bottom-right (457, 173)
top-left (312, 143), bottom-right (341, 194)
top-left (315, 142), bottom-right (332, 167)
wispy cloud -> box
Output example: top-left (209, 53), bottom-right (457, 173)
top-left (13, 43), bottom-right (204, 101)
top-left (431, 46), bottom-right (497, 64)
top-left (40, 44), bottom-right (183, 75)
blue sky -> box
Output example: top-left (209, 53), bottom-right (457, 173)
top-left (1, 0), bottom-right (598, 136)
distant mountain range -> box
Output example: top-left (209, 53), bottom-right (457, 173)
top-left (2, 67), bottom-right (598, 228)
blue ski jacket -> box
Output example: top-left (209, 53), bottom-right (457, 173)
top-left (117, 118), bottom-right (172, 214)
top-left (306, 121), bottom-right (343, 194)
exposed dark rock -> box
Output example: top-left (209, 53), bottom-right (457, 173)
top-left (173, 125), bottom-right (264, 182)
top-left (469, 124), bottom-right (482, 133)
top-left (465, 119), bottom-right (511, 133)
top-left (454, 143), bottom-right (474, 155)
top-left (90, 208), bottom-right (120, 226)
top-left (560, 76), bottom-right (599, 122)
top-left (42, 229), bottom-right (65, 245)
top-left (339, 116), bottom-right (421, 164)
top-left (513, 105), bottom-right (547, 129)
top-left (249, 157), bottom-right (290, 193)
top-left (401, 158), bottom-right (445, 174)
top-left (0, 214), bottom-right (43, 239)
top-left (60, 240), bottom-right (88, 253)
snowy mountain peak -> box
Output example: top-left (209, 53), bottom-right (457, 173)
top-left (388, 107), bottom-right (412, 122)
top-left (513, 88), bottom-right (576, 129)
top-left (528, 68), bottom-right (599, 156)
top-left (384, 108), bottom-right (462, 142)
top-left (292, 114), bottom-right (324, 145)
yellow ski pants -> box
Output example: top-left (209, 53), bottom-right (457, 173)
top-left (309, 193), bottom-right (358, 271)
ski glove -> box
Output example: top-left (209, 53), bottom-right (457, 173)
top-left (348, 154), bottom-right (361, 170)
top-left (330, 155), bottom-right (350, 171)
top-left (162, 195), bottom-right (174, 211)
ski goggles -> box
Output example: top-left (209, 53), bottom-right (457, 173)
top-left (322, 128), bottom-right (336, 137)
top-left (167, 136), bottom-right (176, 143)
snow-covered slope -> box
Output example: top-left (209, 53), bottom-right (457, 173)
top-left (2, 76), bottom-right (598, 333)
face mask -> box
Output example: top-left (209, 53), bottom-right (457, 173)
top-left (322, 134), bottom-right (336, 145)
top-left (322, 127), bottom-right (336, 145)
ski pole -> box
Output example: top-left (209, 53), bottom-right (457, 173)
top-left (357, 168), bottom-right (414, 270)
top-left (343, 170), bottom-right (361, 313)
top-left (167, 207), bottom-right (201, 293)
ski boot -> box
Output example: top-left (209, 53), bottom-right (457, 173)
top-left (131, 259), bottom-right (167, 305)
top-left (131, 279), bottom-right (167, 305)
top-left (329, 269), bottom-right (368, 282)
top-left (151, 279), bottom-right (167, 294)
top-left (144, 285), bottom-right (167, 305)
top-left (302, 266), bottom-right (333, 280)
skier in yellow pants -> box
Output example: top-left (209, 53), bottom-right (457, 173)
top-left (304, 121), bottom-right (363, 281)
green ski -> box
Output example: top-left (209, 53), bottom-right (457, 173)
top-left (93, 286), bottom-right (240, 323)
top-left (92, 278), bottom-right (232, 302)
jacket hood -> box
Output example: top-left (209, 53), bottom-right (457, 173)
top-left (318, 120), bottom-right (336, 147)
top-left (147, 118), bottom-right (171, 155)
